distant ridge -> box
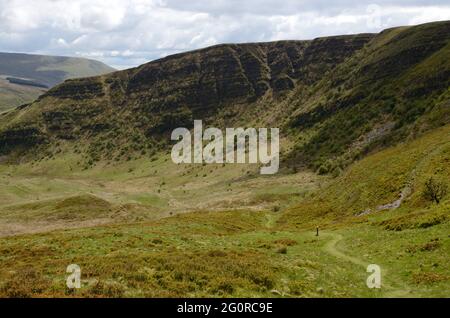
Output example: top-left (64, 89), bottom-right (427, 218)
top-left (0, 52), bottom-right (115, 112)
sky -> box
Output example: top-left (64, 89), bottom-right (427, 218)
top-left (0, 0), bottom-right (449, 70)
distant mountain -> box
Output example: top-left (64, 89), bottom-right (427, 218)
top-left (0, 21), bottom-right (448, 174)
top-left (0, 52), bottom-right (115, 112)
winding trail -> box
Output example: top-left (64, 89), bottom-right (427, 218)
top-left (322, 232), bottom-right (413, 297)
top-left (262, 213), bottom-right (412, 297)
top-left (346, 141), bottom-right (450, 293)
top-left (323, 233), bottom-right (367, 267)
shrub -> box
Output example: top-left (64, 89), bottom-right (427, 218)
top-left (211, 279), bottom-right (234, 295)
top-left (87, 280), bottom-right (125, 297)
top-left (274, 239), bottom-right (297, 246)
top-left (207, 250), bottom-right (227, 257)
top-left (0, 268), bottom-right (50, 298)
top-left (152, 238), bottom-right (163, 244)
top-left (423, 177), bottom-right (448, 204)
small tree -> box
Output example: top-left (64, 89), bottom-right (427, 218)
top-left (423, 177), bottom-right (448, 204)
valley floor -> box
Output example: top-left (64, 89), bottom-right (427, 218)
top-left (0, 125), bottom-right (449, 297)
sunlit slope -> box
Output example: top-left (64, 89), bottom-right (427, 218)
top-left (279, 124), bottom-right (450, 229)
top-left (0, 22), bottom-right (448, 178)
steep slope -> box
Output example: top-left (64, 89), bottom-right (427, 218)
top-left (0, 34), bottom-right (373, 161)
top-left (0, 52), bottom-right (115, 112)
top-left (279, 124), bottom-right (450, 228)
top-left (284, 21), bottom-right (450, 173)
top-left (0, 21), bottom-right (449, 175)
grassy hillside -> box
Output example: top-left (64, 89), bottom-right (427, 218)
top-left (279, 124), bottom-right (450, 228)
top-left (0, 150), bottom-right (322, 236)
top-left (0, 21), bottom-right (448, 298)
top-left (0, 52), bottom-right (115, 112)
top-left (0, 125), bottom-right (448, 297)
top-left (0, 34), bottom-right (374, 162)
top-left (0, 22), bottom-right (448, 176)
top-left (284, 20), bottom-right (450, 173)
top-left (0, 77), bottom-right (46, 113)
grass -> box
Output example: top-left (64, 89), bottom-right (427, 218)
top-left (0, 207), bottom-right (447, 298)
top-left (0, 117), bottom-right (448, 299)
top-left (0, 146), bottom-right (322, 236)
top-left (0, 78), bottom-right (44, 112)
top-left (36, 58), bottom-right (115, 79)
top-left (337, 222), bottom-right (449, 297)
top-left (0, 22), bottom-right (449, 298)
top-left (279, 124), bottom-right (450, 228)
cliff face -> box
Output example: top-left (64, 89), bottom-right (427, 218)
top-left (0, 34), bottom-right (373, 152)
top-left (123, 35), bottom-right (372, 115)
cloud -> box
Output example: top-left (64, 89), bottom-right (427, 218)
top-left (0, 0), bottom-right (449, 69)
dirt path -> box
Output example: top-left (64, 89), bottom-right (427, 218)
top-left (322, 232), bottom-right (413, 297)
top-left (323, 233), bottom-right (367, 267)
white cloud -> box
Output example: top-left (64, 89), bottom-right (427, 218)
top-left (0, 0), bottom-right (449, 69)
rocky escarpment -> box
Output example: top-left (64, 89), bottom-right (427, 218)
top-left (0, 33), bottom-right (374, 157)
top-left (45, 78), bottom-right (105, 100)
top-left (119, 34), bottom-right (373, 118)
top-left (0, 126), bottom-right (47, 154)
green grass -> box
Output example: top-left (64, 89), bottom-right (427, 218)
top-left (0, 145), bottom-right (323, 237)
top-left (337, 222), bottom-right (449, 297)
top-left (279, 124), bottom-right (450, 228)
top-left (0, 78), bottom-right (44, 112)
top-left (36, 58), bottom-right (115, 79)
top-left (0, 125), bottom-right (448, 297)
top-left (0, 208), bottom-right (447, 297)
top-left (0, 121), bottom-right (448, 299)
top-left (0, 22), bottom-right (449, 297)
